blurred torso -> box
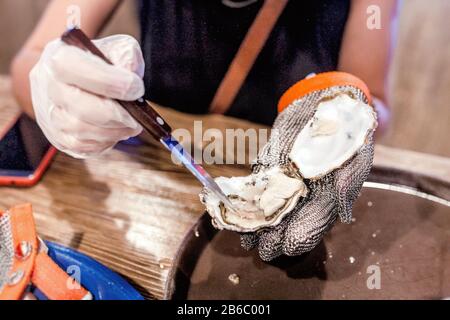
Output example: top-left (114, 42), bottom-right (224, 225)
top-left (139, 0), bottom-right (350, 125)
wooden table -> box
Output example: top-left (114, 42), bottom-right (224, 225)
top-left (1, 76), bottom-right (449, 299)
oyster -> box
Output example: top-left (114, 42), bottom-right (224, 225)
top-left (201, 93), bottom-right (377, 232)
top-left (200, 167), bottom-right (308, 232)
top-left (290, 94), bottom-right (377, 179)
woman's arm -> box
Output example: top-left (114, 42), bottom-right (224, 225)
top-left (10, 0), bottom-right (121, 116)
top-left (339, 0), bottom-right (399, 134)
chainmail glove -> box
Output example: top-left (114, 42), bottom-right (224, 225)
top-left (240, 72), bottom-right (376, 261)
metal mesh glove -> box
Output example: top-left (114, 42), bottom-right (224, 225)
top-left (0, 213), bottom-right (14, 292)
top-left (241, 78), bottom-right (375, 261)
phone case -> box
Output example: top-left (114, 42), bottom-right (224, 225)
top-left (0, 114), bottom-right (57, 187)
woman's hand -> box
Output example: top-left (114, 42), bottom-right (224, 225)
top-left (30, 35), bottom-right (145, 159)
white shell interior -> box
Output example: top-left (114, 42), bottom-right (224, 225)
top-left (289, 94), bottom-right (377, 179)
top-left (201, 167), bottom-right (307, 232)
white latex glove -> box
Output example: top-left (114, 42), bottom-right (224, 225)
top-left (30, 35), bottom-right (145, 159)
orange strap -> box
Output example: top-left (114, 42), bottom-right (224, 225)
top-left (278, 71), bottom-right (372, 113)
top-left (32, 252), bottom-right (90, 300)
top-left (209, 0), bottom-right (289, 114)
top-left (0, 204), bottom-right (89, 300)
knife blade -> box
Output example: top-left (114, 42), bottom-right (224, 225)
top-left (161, 136), bottom-right (236, 209)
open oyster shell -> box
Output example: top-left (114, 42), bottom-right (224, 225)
top-left (289, 94), bottom-right (377, 179)
top-left (201, 93), bottom-right (377, 232)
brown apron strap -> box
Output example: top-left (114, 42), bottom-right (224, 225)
top-left (209, 0), bottom-right (289, 114)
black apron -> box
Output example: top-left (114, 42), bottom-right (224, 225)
top-left (139, 0), bottom-right (350, 125)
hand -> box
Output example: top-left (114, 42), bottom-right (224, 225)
top-left (30, 35), bottom-right (145, 159)
top-left (241, 83), bottom-right (375, 261)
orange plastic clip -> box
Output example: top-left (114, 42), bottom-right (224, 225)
top-left (278, 71), bottom-right (372, 113)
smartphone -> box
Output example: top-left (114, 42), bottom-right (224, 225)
top-left (0, 113), bottom-right (56, 187)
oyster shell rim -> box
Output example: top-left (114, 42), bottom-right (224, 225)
top-left (201, 166), bottom-right (308, 233)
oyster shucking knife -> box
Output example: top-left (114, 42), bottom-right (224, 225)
top-left (61, 28), bottom-right (235, 210)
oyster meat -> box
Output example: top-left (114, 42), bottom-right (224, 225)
top-left (200, 167), bottom-right (307, 232)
